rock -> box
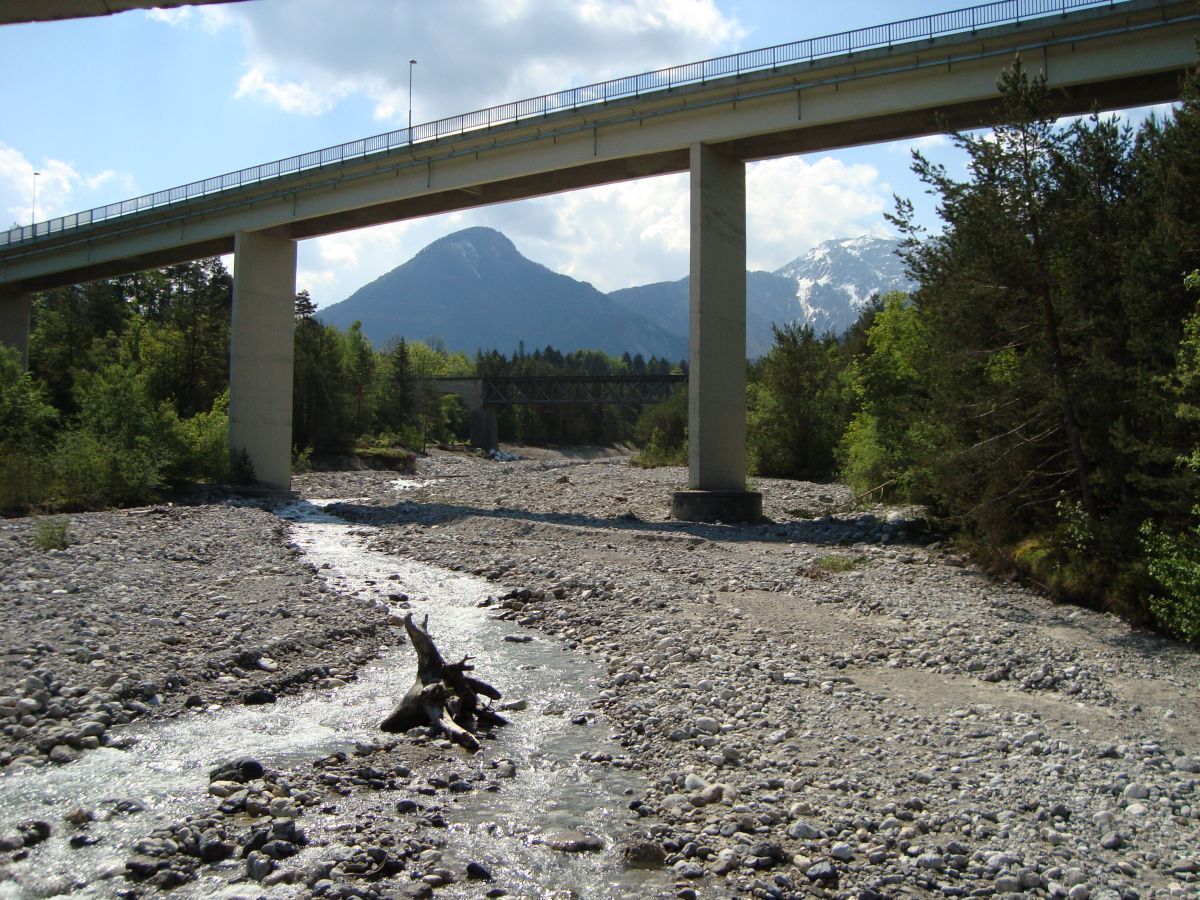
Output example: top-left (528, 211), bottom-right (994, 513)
top-left (242, 688), bottom-right (278, 705)
top-left (209, 757), bottom-right (264, 784)
top-left (539, 831), bottom-right (604, 853)
top-left (0, 834), bottom-right (24, 852)
top-left (712, 848), bottom-right (740, 875)
top-left (622, 840), bottom-right (667, 869)
top-left (268, 798), bottom-right (299, 818)
top-left (246, 850), bottom-right (274, 881)
top-left (198, 832), bottom-right (236, 862)
top-left (694, 717), bottom-right (720, 735)
top-left (125, 854), bottom-right (163, 879)
top-left (1172, 756), bottom-right (1200, 773)
top-left (830, 842), bottom-right (854, 861)
top-left (208, 780), bottom-right (242, 798)
top-left (673, 860), bottom-right (705, 878)
top-left (1100, 831), bottom-right (1124, 850)
top-left (787, 820), bottom-right (823, 841)
top-left (17, 821), bottom-right (50, 847)
top-left (48, 743), bottom-right (78, 764)
top-left (805, 860), bottom-right (838, 883)
top-left (65, 808), bottom-right (95, 827)
top-left (1121, 783), bottom-right (1149, 801)
top-left (466, 861), bottom-right (493, 881)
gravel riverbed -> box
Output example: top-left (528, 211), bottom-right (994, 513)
top-left (1, 450), bottom-right (1197, 899)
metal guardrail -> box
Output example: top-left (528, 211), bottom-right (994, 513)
top-left (4, 0), bottom-right (1129, 250)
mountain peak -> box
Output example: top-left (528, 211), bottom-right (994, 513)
top-left (321, 226), bottom-right (686, 360)
top-left (419, 227), bottom-right (520, 276)
top-left (773, 234), bottom-right (914, 335)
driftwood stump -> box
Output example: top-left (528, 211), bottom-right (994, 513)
top-left (380, 613), bottom-right (506, 752)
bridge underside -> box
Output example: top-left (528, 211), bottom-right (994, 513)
top-left (2, 71), bottom-right (1182, 297)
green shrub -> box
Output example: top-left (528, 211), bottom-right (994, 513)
top-left (1140, 513), bottom-right (1200, 642)
top-left (51, 428), bottom-right (164, 508)
top-left (229, 447), bottom-right (256, 485)
top-left (177, 390), bottom-right (230, 482)
top-left (292, 445), bottom-right (313, 474)
top-left (838, 411), bottom-right (889, 500)
top-left (632, 425), bottom-right (687, 468)
top-left (0, 451), bottom-right (53, 513)
top-left (33, 517), bottom-right (70, 551)
top-left (0, 346), bottom-right (58, 512)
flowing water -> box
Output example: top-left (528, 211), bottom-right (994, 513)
top-left (0, 496), bottom-right (674, 899)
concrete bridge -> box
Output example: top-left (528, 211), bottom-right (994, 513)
top-left (434, 374), bottom-right (687, 450)
top-left (1, 0), bottom-right (1196, 520)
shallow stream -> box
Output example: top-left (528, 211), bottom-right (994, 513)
top-left (0, 495), bottom-right (674, 898)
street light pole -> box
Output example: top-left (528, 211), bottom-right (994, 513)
top-left (408, 59), bottom-right (417, 136)
top-left (31, 171), bottom-right (39, 228)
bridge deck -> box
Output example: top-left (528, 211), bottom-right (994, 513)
top-left (1, 0), bottom-right (1194, 292)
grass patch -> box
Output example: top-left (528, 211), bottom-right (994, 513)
top-left (797, 553), bottom-right (860, 579)
top-left (630, 446), bottom-right (686, 469)
top-left (816, 553), bottom-right (859, 573)
top-left (33, 516), bottom-right (71, 551)
top-left (356, 446), bottom-right (417, 473)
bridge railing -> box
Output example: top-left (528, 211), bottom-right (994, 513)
top-left (3, 0), bottom-right (1131, 250)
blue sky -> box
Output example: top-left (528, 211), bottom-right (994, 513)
top-left (0, 1), bottom-right (1171, 307)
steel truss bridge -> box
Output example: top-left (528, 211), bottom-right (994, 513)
top-left (433, 374), bottom-right (686, 408)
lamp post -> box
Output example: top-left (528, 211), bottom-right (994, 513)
top-left (31, 171), bottom-right (39, 229)
top-left (408, 59), bottom-right (417, 136)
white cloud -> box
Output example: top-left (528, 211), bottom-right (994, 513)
top-left (747, 156), bottom-right (890, 271)
top-left (896, 133), bottom-right (951, 154)
top-left (226, 0), bottom-right (743, 123)
top-left (0, 143), bottom-right (139, 231)
top-left (235, 67), bottom-right (348, 116)
top-left (146, 6), bottom-right (234, 34)
top-left (0, 144), bottom-right (81, 227)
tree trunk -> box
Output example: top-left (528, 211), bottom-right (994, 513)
top-left (380, 613), bottom-right (506, 752)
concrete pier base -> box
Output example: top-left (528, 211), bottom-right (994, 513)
top-left (0, 291), bottom-right (32, 368)
top-left (229, 231), bottom-right (296, 488)
top-left (673, 142), bottom-right (760, 523)
top-left (671, 489), bottom-right (763, 523)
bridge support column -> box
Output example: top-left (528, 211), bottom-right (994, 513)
top-left (469, 408), bottom-right (498, 451)
top-left (671, 143), bottom-right (761, 523)
top-left (0, 291), bottom-right (32, 369)
top-left (229, 231), bottom-right (296, 488)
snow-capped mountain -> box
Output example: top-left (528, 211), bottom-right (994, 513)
top-left (321, 230), bottom-right (915, 360)
top-left (774, 235), bottom-right (915, 336)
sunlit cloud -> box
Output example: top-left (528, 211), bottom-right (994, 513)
top-left (226, 0), bottom-right (743, 123)
top-left (145, 6), bottom-right (234, 34)
top-left (234, 67), bottom-right (348, 116)
top-left (747, 156), bottom-right (891, 271)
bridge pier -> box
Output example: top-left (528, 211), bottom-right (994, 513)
top-left (0, 290), bottom-right (32, 369)
top-left (469, 408), bottom-right (499, 451)
top-left (671, 143), bottom-right (762, 524)
top-left (229, 231), bottom-right (296, 488)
